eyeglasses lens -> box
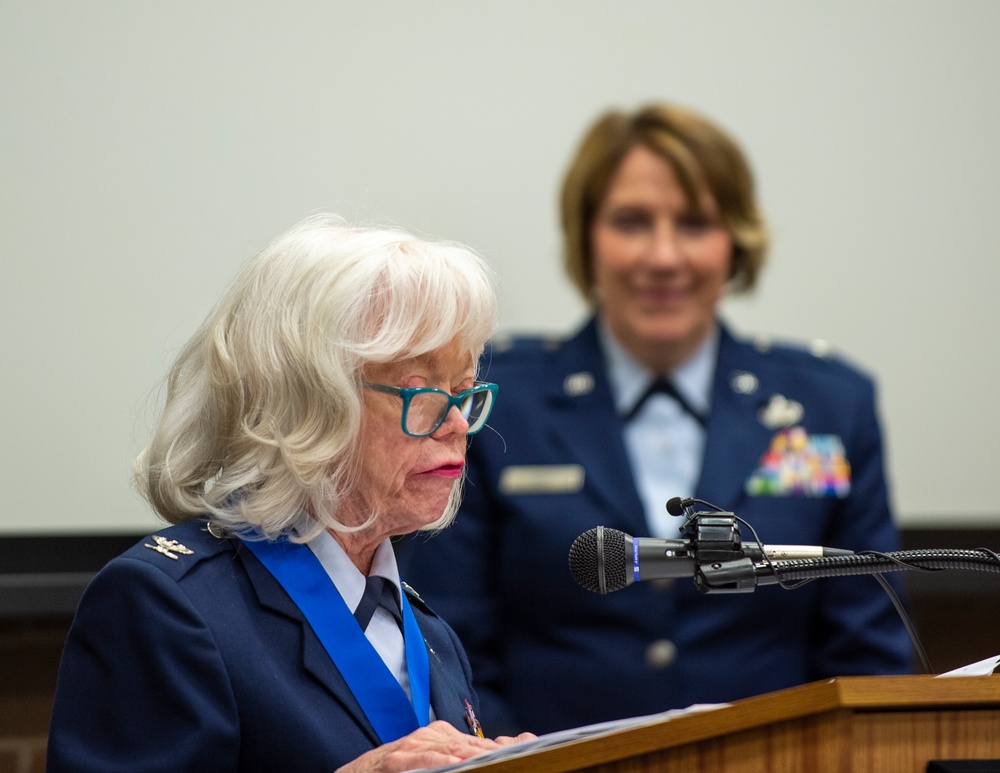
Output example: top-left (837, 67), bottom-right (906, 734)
top-left (465, 390), bottom-right (492, 432)
top-left (404, 388), bottom-right (493, 436)
top-left (406, 392), bottom-right (446, 436)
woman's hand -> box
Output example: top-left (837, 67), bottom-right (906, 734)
top-left (335, 720), bottom-right (536, 773)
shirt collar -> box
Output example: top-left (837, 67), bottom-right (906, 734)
top-left (598, 316), bottom-right (719, 417)
top-left (306, 529), bottom-right (402, 610)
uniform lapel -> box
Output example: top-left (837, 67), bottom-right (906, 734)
top-left (695, 325), bottom-right (774, 513)
top-left (236, 543), bottom-right (382, 746)
top-left (240, 547), bottom-right (475, 740)
top-left (543, 318), bottom-right (647, 536)
top-left (424, 640), bottom-right (474, 731)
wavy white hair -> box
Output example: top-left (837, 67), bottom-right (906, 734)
top-left (135, 214), bottom-right (499, 541)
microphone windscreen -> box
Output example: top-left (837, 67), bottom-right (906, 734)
top-left (568, 527), bottom-right (630, 593)
top-left (665, 497), bottom-right (685, 516)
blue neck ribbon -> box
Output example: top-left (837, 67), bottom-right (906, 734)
top-left (242, 537), bottom-right (430, 743)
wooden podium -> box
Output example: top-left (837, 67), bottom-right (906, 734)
top-left (466, 675), bottom-right (1000, 773)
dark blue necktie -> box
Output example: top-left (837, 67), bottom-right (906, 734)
top-left (624, 377), bottom-right (707, 427)
top-left (354, 576), bottom-right (403, 632)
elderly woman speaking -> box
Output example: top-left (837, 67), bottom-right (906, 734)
top-left (47, 215), bottom-right (529, 772)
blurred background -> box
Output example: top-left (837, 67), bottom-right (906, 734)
top-left (1, 2), bottom-right (999, 766)
top-left (3, 1), bottom-right (1000, 536)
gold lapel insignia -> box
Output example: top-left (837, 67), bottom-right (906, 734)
top-left (143, 535), bottom-right (195, 560)
top-left (759, 393), bottom-right (804, 429)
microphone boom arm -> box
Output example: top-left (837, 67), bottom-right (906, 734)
top-left (679, 514), bottom-right (1000, 594)
top-left (568, 506), bottom-right (1000, 673)
top-left (567, 510), bottom-right (1000, 595)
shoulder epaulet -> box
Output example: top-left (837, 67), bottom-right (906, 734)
top-left (748, 332), bottom-right (873, 388)
top-left (753, 333), bottom-right (839, 363)
top-left (541, 335), bottom-right (562, 352)
top-left (124, 520), bottom-right (232, 579)
top-left (490, 333), bottom-right (515, 354)
top-left (489, 332), bottom-right (566, 356)
top-left (752, 334), bottom-right (773, 354)
top-left (807, 338), bottom-right (835, 360)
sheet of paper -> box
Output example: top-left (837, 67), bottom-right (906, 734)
top-left (409, 703), bottom-right (727, 772)
top-left (936, 653), bottom-right (1000, 677)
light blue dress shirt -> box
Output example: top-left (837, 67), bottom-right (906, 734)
top-left (599, 320), bottom-right (718, 538)
top-left (307, 532), bottom-right (410, 697)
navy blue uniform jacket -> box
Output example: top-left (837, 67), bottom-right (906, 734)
top-left (48, 520), bottom-right (482, 772)
top-left (401, 318), bottom-right (912, 735)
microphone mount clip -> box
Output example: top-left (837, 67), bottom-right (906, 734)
top-left (681, 511), bottom-right (762, 594)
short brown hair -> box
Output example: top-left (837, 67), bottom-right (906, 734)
top-left (560, 103), bottom-right (769, 301)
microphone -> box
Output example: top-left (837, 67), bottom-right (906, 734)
top-left (568, 526), bottom-right (853, 595)
top-left (665, 497), bottom-right (691, 516)
top-left (665, 496), bottom-right (727, 516)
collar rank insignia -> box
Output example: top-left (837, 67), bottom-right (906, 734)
top-left (143, 535), bottom-right (194, 560)
top-left (730, 370), bottom-right (759, 395)
top-left (759, 393), bottom-right (804, 429)
top-left (564, 371), bottom-right (594, 396)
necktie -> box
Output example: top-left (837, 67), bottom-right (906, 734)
top-left (354, 575), bottom-right (403, 632)
top-left (624, 377), bottom-right (707, 427)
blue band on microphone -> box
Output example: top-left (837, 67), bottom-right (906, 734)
top-left (633, 537), bottom-right (641, 582)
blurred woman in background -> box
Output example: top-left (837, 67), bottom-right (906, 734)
top-left (401, 103), bottom-right (912, 735)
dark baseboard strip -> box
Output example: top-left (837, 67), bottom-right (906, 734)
top-left (2, 526), bottom-right (998, 618)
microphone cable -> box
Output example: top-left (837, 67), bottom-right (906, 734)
top-left (758, 546), bottom-right (1000, 674)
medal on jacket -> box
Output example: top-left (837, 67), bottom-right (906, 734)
top-left (463, 699), bottom-right (484, 738)
top-left (242, 537), bottom-right (431, 743)
top-left (745, 426), bottom-right (851, 498)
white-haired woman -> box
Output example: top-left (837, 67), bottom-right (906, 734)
top-left (47, 215), bottom-right (532, 773)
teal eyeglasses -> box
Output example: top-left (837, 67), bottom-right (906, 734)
top-left (362, 381), bottom-right (498, 437)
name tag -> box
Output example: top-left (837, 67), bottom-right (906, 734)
top-left (499, 464), bottom-right (585, 495)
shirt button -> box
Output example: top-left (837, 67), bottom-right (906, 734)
top-left (645, 639), bottom-right (677, 670)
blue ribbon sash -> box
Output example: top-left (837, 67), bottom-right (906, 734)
top-left (242, 537), bottom-right (430, 743)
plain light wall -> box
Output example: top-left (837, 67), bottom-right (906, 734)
top-left (2, 1), bottom-right (998, 534)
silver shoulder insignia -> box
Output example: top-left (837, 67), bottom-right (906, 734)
top-left (809, 339), bottom-right (833, 359)
top-left (144, 535), bottom-right (195, 560)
